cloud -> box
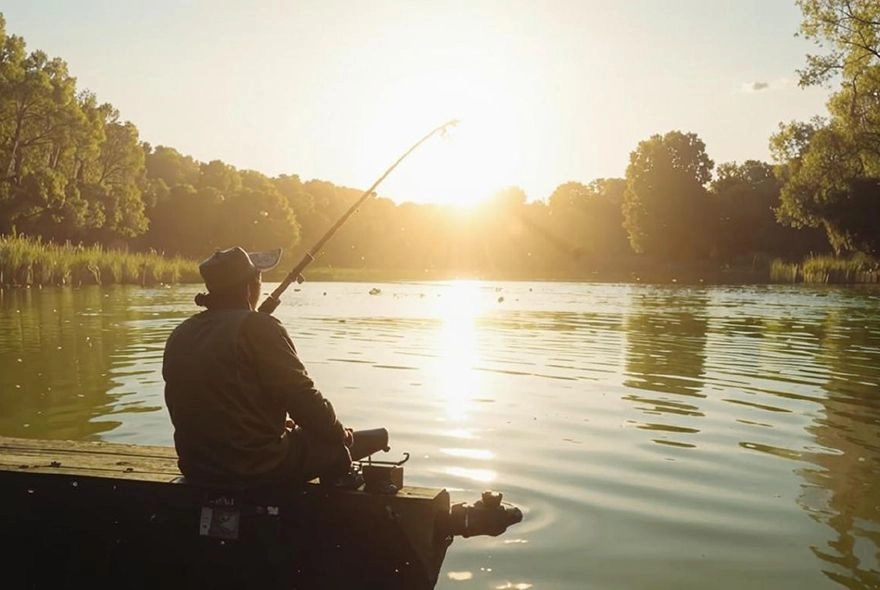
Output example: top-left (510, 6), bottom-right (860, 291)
top-left (742, 81), bottom-right (770, 92)
top-left (739, 78), bottom-right (793, 93)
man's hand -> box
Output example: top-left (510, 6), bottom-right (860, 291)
top-left (343, 428), bottom-right (354, 448)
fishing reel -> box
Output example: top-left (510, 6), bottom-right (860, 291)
top-left (348, 427), bottom-right (409, 495)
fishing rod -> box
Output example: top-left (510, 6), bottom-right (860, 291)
top-left (258, 119), bottom-right (459, 314)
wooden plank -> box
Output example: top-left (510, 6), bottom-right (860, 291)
top-left (0, 435), bottom-right (177, 458)
top-left (0, 436), bottom-right (443, 497)
top-left (0, 436), bottom-right (180, 482)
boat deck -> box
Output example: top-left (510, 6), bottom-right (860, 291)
top-left (0, 436), bottom-right (452, 589)
top-left (0, 435), bottom-right (180, 481)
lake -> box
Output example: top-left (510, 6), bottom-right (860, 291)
top-left (1, 281), bottom-right (879, 589)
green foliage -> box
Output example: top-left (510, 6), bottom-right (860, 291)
top-left (0, 17), bottom-right (148, 242)
top-left (796, 0), bottom-right (880, 88)
top-left (139, 153), bottom-right (300, 258)
top-left (711, 160), bottom-right (829, 261)
top-left (771, 1), bottom-right (880, 255)
top-left (144, 146), bottom-right (199, 188)
top-left (546, 179), bottom-right (629, 267)
top-left (623, 131), bottom-right (715, 260)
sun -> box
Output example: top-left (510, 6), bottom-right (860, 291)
top-left (352, 67), bottom-right (529, 208)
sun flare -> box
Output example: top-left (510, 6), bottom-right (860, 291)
top-left (353, 67), bottom-right (528, 208)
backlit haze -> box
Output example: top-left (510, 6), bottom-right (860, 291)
top-left (3, 0), bottom-right (832, 207)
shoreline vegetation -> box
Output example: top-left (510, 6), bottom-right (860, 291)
top-left (0, 233), bottom-right (198, 287)
top-left (1, 234), bottom-right (876, 287)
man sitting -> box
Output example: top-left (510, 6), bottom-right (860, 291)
top-left (163, 246), bottom-right (353, 485)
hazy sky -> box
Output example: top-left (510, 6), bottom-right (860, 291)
top-left (3, 1), bottom-right (831, 205)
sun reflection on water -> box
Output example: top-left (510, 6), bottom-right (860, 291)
top-left (430, 281), bottom-right (488, 422)
top-left (445, 466), bottom-right (497, 483)
top-left (441, 447), bottom-right (495, 460)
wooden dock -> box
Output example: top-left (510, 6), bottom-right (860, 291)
top-left (0, 436), bottom-right (452, 589)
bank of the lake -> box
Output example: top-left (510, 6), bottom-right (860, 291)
top-left (2, 234), bottom-right (878, 286)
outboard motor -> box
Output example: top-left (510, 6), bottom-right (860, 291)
top-left (445, 490), bottom-right (523, 538)
top-left (350, 428), bottom-right (523, 539)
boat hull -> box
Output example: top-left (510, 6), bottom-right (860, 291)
top-left (0, 436), bottom-right (452, 589)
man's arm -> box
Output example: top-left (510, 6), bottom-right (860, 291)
top-left (241, 312), bottom-right (346, 444)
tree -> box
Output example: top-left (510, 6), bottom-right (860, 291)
top-left (84, 103), bottom-right (148, 241)
top-left (546, 178), bottom-right (630, 268)
top-left (0, 24), bottom-right (91, 236)
top-left (771, 0), bottom-right (880, 254)
top-left (0, 16), bottom-right (150, 243)
top-left (623, 131), bottom-right (715, 260)
top-left (199, 159), bottom-right (241, 194)
top-left (219, 170), bottom-right (299, 253)
top-left (145, 146), bottom-right (199, 188)
top-left (711, 160), bottom-right (829, 260)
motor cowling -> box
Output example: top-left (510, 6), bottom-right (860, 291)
top-left (446, 490), bottom-right (523, 538)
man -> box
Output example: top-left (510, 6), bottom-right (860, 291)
top-left (163, 246), bottom-right (353, 485)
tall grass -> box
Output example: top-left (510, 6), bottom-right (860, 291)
top-left (0, 233), bottom-right (199, 287)
top-left (769, 259), bottom-right (801, 283)
top-left (771, 254), bottom-right (879, 284)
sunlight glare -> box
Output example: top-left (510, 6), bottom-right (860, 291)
top-left (430, 281), bottom-right (487, 421)
top-left (444, 466), bottom-right (497, 483)
top-left (355, 65), bottom-right (527, 207)
top-left (441, 447), bottom-right (495, 460)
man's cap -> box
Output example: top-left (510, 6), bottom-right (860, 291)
top-left (199, 246), bottom-right (282, 292)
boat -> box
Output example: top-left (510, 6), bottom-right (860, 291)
top-left (0, 433), bottom-right (522, 589)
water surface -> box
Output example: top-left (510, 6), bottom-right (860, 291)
top-left (1, 282), bottom-right (879, 589)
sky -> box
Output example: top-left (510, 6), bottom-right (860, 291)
top-left (2, 0), bottom-right (832, 206)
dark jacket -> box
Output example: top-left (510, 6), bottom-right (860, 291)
top-left (163, 309), bottom-right (344, 481)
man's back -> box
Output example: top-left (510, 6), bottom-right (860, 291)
top-left (163, 309), bottom-right (288, 481)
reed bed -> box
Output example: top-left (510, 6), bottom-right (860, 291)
top-left (771, 254), bottom-right (879, 284)
top-left (0, 234), bottom-right (199, 287)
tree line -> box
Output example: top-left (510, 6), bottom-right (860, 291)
top-left (0, 2), bottom-right (876, 282)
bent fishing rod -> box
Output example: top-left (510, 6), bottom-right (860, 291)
top-left (258, 119), bottom-right (459, 314)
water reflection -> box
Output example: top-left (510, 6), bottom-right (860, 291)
top-left (0, 287), bottom-right (123, 439)
top-left (799, 306), bottom-right (880, 588)
top-left (622, 288), bottom-right (709, 447)
top-left (0, 286), bottom-right (184, 442)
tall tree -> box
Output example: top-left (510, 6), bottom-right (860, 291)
top-left (623, 131), bottom-right (715, 260)
top-left (145, 146), bottom-right (199, 188)
top-left (0, 23), bottom-right (90, 236)
top-left (82, 103), bottom-right (148, 242)
top-left (771, 0), bottom-right (880, 254)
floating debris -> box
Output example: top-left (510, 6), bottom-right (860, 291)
top-left (369, 287), bottom-right (381, 295)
